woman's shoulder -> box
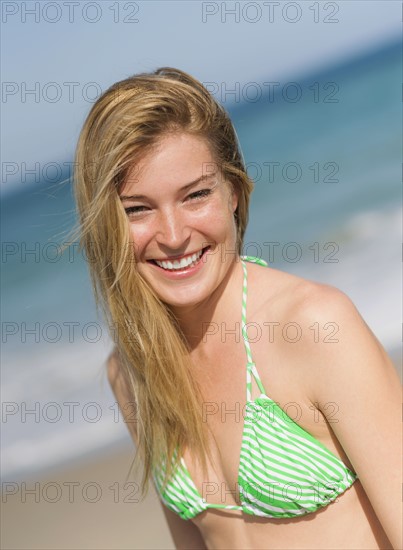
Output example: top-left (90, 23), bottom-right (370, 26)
top-left (247, 260), bottom-right (353, 323)
top-left (250, 261), bottom-right (396, 390)
top-left (247, 261), bottom-right (399, 409)
top-left (107, 346), bottom-right (139, 443)
top-left (107, 346), bottom-right (127, 391)
top-left (246, 261), bottom-right (376, 378)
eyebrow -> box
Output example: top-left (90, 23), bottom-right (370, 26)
top-left (119, 172), bottom-right (217, 202)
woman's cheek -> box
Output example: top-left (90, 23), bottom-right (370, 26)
top-left (205, 200), bottom-right (235, 226)
top-left (128, 224), bottom-right (152, 255)
top-left (194, 197), bottom-right (232, 223)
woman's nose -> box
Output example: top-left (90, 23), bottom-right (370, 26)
top-left (155, 208), bottom-right (190, 249)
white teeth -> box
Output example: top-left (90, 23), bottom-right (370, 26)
top-left (155, 249), bottom-right (204, 270)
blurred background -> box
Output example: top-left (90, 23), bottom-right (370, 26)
top-left (1, 1), bottom-right (401, 548)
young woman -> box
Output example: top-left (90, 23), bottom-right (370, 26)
top-left (72, 67), bottom-right (401, 549)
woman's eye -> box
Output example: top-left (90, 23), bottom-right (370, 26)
top-left (124, 205), bottom-right (148, 216)
top-left (187, 189), bottom-right (212, 201)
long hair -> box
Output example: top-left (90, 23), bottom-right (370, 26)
top-left (68, 67), bottom-right (255, 496)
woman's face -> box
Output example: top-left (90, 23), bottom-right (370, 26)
top-left (119, 132), bottom-right (239, 310)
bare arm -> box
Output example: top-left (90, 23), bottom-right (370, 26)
top-left (159, 504), bottom-right (208, 550)
top-left (297, 285), bottom-right (402, 550)
top-left (107, 347), bottom-right (207, 550)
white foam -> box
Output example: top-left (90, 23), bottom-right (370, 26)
top-left (1, 414), bottom-right (129, 480)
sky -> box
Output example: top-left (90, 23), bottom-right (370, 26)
top-left (1, 1), bottom-right (401, 191)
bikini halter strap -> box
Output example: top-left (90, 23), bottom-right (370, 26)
top-left (240, 256), bottom-right (268, 401)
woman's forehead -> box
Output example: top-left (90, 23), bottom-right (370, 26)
top-left (121, 133), bottom-right (221, 192)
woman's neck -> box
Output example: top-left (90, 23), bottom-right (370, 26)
top-left (168, 258), bottom-right (243, 353)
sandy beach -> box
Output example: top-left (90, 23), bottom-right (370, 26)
top-left (1, 444), bottom-right (175, 550)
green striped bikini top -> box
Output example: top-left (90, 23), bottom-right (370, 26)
top-left (152, 256), bottom-right (358, 520)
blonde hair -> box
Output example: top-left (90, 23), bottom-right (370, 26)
top-left (68, 67), bottom-right (254, 496)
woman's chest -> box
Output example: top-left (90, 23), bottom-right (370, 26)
top-left (183, 357), bottom-right (247, 507)
top-left (186, 334), bottom-right (355, 511)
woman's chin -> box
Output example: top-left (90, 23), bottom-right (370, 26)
top-left (160, 291), bottom-right (205, 311)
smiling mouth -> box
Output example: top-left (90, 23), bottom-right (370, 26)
top-left (148, 246), bottom-right (210, 271)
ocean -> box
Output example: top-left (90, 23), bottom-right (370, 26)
top-left (1, 38), bottom-right (401, 482)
